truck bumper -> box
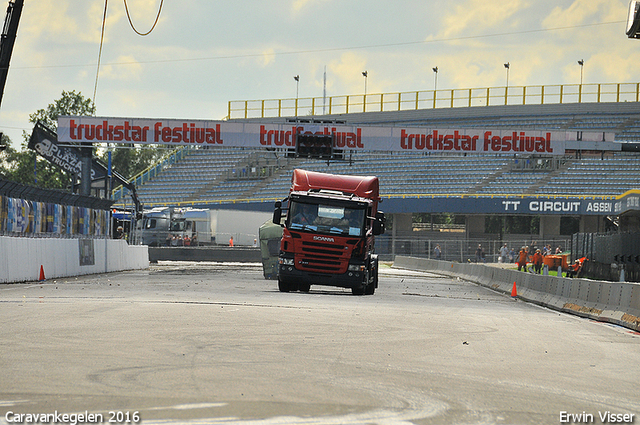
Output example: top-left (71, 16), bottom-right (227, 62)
top-left (278, 263), bottom-right (364, 289)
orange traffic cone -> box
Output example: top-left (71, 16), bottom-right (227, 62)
top-left (511, 281), bottom-right (518, 298)
top-left (38, 265), bottom-right (45, 282)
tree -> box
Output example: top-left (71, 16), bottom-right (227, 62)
top-left (0, 90), bottom-right (166, 189)
top-left (28, 89), bottom-right (95, 132)
top-left (0, 90), bottom-right (95, 188)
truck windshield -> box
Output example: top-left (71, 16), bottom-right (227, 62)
top-left (289, 201), bottom-right (365, 236)
top-left (170, 219), bottom-right (185, 231)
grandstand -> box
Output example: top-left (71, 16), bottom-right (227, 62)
top-left (117, 101), bottom-right (640, 209)
top-left (95, 97), bottom-right (640, 275)
top-left (108, 98), bottom-right (639, 267)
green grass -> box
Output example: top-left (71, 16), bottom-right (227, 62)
top-left (503, 265), bottom-right (564, 277)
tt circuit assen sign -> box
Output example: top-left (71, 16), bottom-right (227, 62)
top-left (57, 116), bottom-right (614, 155)
top-left (387, 196), bottom-right (616, 216)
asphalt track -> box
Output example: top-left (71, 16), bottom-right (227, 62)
top-left (1, 262), bottom-right (639, 425)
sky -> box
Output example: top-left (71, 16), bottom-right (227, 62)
top-left (0, 0), bottom-right (637, 147)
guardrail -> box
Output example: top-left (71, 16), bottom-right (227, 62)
top-left (228, 82), bottom-right (640, 119)
top-left (393, 256), bottom-right (640, 332)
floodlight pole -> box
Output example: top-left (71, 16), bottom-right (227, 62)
top-left (362, 71), bottom-right (368, 112)
top-left (323, 66), bottom-right (327, 115)
top-left (432, 67), bottom-right (438, 108)
top-left (504, 62), bottom-right (510, 105)
top-left (578, 60), bottom-right (584, 103)
top-left (578, 59), bottom-right (584, 85)
top-left (504, 62), bottom-right (510, 88)
top-left (294, 75), bottom-right (299, 116)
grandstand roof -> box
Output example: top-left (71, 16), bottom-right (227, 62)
top-left (239, 101), bottom-right (640, 146)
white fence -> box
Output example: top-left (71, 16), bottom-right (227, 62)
top-left (0, 237), bottom-right (148, 283)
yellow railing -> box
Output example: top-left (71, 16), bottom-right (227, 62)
top-left (228, 82), bottom-right (640, 119)
top-left (110, 146), bottom-right (191, 202)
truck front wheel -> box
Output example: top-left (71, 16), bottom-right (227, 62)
top-left (365, 281), bottom-right (375, 295)
top-left (278, 278), bottom-right (298, 292)
top-left (298, 283), bottom-right (310, 292)
top-left (278, 278), bottom-right (289, 292)
top-left (352, 285), bottom-right (366, 295)
top-left (363, 258), bottom-right (378, 295)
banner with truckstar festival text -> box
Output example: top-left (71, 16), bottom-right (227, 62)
top-left (58, 116), bottom-right (615, 155)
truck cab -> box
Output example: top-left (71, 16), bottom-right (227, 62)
top-left (138, 207), bottom-right (211, 246)
top-left (273, 169), bottom-right (385, 295)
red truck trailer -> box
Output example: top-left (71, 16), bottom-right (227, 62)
top-left (273, 169), bottom-right (386, 295)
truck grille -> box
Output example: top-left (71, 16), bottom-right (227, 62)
top-left (297, 240), bottom-right (346, 273)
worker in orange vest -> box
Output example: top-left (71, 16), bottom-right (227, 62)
top-left (532, 249), bottom-right (543, 274)
top-left (517, 246), bottom-right (528, 272)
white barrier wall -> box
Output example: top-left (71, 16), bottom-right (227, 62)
top-left (393, 256), bottom-right (640, 332)
top-left (0, 237), bottom-right (149, 283)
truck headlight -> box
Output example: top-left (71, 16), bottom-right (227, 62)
top-left (280, 258), bottom-right (294, 266)
top-left (348, 264), bottom-right (365, 272)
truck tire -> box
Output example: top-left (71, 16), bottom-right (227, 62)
top-left (365, 281), bottom-right (375, 295)
top-left (299, 283), bottom-right (311, 293)
top-left (364, 269), bottom-right (376, 295)
top-left (278, 278), bottom-right (288, 292)
top-left (364, 256), bottom-right (378, 295)
top-left (278, 277), bottom-right (298, 292)
top-left (352, 285), bottom-right (365, 295)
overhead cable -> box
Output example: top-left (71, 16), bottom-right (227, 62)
top-left (123, 0), bottom-right (164, 36)
top-left (93, 0), bottom-right (108, 106)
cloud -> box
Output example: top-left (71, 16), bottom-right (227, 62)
top-left (328, 52), bottom-right (367, 93)
top-left (542, 0), bottom-right (624, 29)
top-left (259, 48), bottom-right (277, 67)
top-left (99, 55), bottom-right (143, 81)
top-left (436, 0), bottom-right (530, 38)
top-left (291, 0), bottom-right (330, 14)
top-left (539, 0), bottom-right (631, 84)
top-left (21, 1), bottom-right (114, 45)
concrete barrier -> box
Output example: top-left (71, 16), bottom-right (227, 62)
top-left (148, 246), bottom-right (262, 263)
top-left (0, 236), bottom-right (148, 283)
top-left (393, 256), bottom-right (640, 332)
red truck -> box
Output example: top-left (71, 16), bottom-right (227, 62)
top-left (273, 169), bottom-right (386, 295)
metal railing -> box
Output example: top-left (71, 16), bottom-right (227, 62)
top-left (375, 236), bottom-right (571, 264)
top-left (111, 190), bottom-right (620, 210)
top-left (228, 82), bottom-right (640, 119)
top-left (111, 146), bottom-right (191, 202)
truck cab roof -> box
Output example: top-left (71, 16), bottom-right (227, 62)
top-left (291, 169), bottom-right (380, 202)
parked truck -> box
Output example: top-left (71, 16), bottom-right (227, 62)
top-left (138, 207), bottom-right (213, 246)
top-left (273, 169), bottom-right (385, 295)
top-left (138, 207), bottom-right (271, 247)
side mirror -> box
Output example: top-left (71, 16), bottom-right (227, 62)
top-left (373, 211), bottom-right (386, 235)
top-left (273, 201), bottom-right (282, 225)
